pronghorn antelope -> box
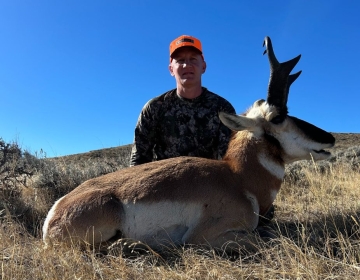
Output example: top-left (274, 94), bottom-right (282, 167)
top-left (43, 37), bottom-right (335, 253)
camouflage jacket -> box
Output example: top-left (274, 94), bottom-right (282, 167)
top-left (129, 87), bottom-right (236, 166)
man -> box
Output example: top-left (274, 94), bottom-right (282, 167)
top-left (129, 35), bottom-right (236, 166)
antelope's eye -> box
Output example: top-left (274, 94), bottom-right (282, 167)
top-left (270, 115), bottom-right (284, 124)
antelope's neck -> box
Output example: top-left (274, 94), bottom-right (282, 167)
top-left (223, 131), bottom-right (285, 215)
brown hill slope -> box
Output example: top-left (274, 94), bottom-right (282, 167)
top-left (53, 133), bottom-right (359, 165)
top-left (330, 133), bottom-right (360, 151)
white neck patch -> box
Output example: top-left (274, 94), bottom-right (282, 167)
top-left (258, 153), bottom-right (284, 180)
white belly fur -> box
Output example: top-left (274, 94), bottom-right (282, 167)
top-left (121, 201), bottom-right (203, 248)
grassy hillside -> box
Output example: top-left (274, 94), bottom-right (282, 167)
top-left (49, 133), bottom-right (360, 164)
top-left (0, 133), bottom-right (359, 279)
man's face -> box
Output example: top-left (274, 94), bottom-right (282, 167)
top-left (169, 47), bottom-right (206, 87)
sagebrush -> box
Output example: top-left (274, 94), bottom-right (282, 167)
top-left (1, 138), bottom-right (360, 279)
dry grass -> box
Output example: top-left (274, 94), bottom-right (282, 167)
top-left (1, 146), bottom-right (360, 279)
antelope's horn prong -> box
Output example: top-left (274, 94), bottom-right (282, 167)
top-left (263, 36), bottom-right (301, 116)
top-left (284, 70), bottom-right (302, 105)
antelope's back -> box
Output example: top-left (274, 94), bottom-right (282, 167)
top-left (66, 156), bottom-right (239, 204)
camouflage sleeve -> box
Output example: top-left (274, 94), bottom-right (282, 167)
top-left (217, 100), bottom-right (236, 159)
top-left (129, 99), bottom-right (158, 166)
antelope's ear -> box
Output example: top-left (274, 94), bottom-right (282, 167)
top-left (219, 112), bottom-right (257, 131)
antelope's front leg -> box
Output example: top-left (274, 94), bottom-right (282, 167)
top-left (186, 212), bottom-right (260, 253)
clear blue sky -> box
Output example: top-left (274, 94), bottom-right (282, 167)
top-left (1, 1), bottom-right (359, 157)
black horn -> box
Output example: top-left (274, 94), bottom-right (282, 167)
top-left (263, 36), bottom-right (301, 116)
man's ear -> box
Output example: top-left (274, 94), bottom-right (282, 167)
top-left (202, 61), bottom-right (207, 73)
top-left (169, 64), bottom-right (175, 76)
